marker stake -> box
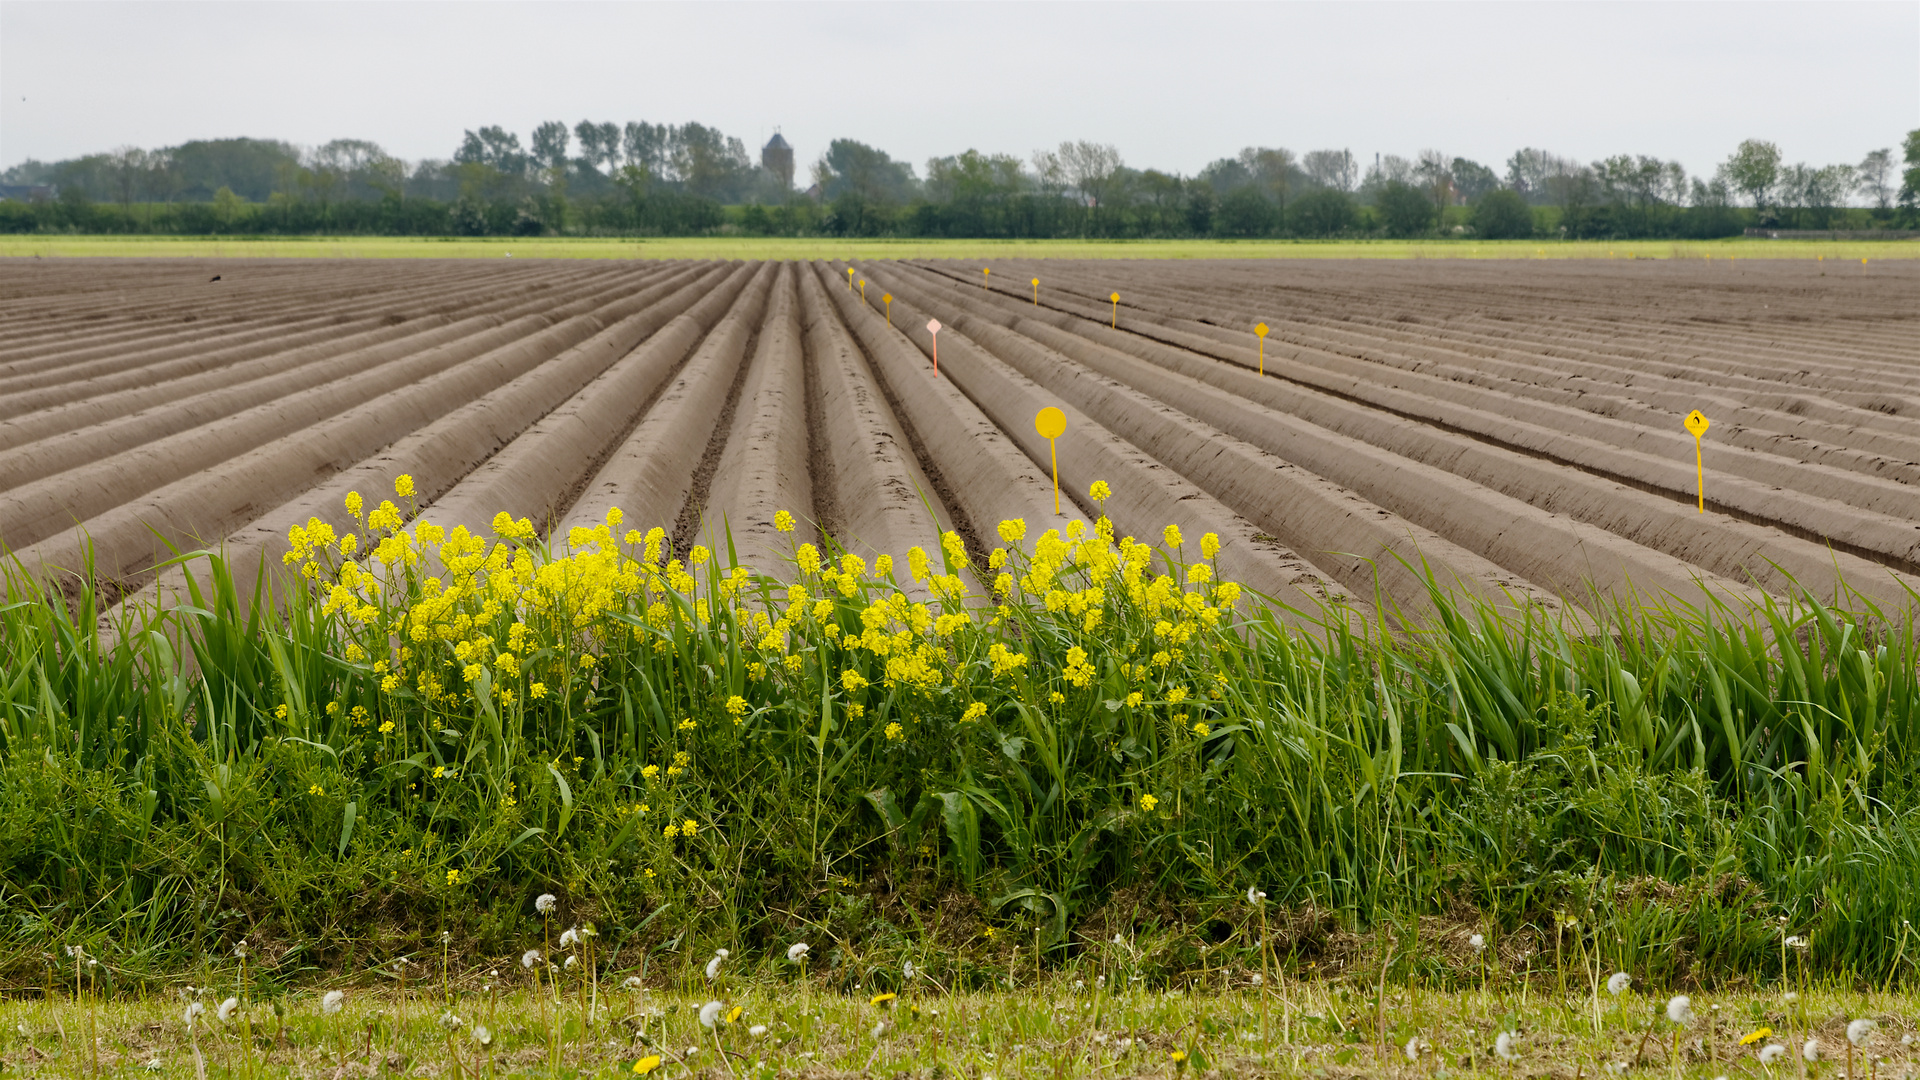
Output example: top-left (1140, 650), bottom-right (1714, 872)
top-left (1109, 292), bottom-right (1119, 329)
top-left (1035, 407), bottom-right (1067, 515)
top-left (847, 267), bottom-right (855, 291)
top-left (926, 318), bottom-right (942, 378)
top-left (1031, 277), bottom-right (1039, 305)
top-left (1255, 322), bottom-right (1269, 376)
top-left (883, 293), bottom-right (892, 326)
top-left (859, 280), bottom-right (866, 303)
top-left (983, 267), bottom-right (990, 290)
top-left (1684, 410), bottom-right (1711, 513)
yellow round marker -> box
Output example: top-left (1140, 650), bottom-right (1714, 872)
top-left (983, 267), bottom-right (991, 289)
top-left (1684, 410), bottom-right (1710, 513)
top-left (1034, 406), bottom-right (1067, 514)
top-left (1254, 322), bottom-right (1269, 376)
top-left (883, 293), bottom-right (892, 326)
top-left (859, 279), bottom-right (867, 303)
top-left (847, 267), bottom-right (856, 291)
top-left (1109, 292), bottom-right (1120, 328)
top-left (1031, 277), bottom-right (1039, 305)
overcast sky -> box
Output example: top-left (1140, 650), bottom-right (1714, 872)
top-left (3, 1), bottom-right (1915, 183)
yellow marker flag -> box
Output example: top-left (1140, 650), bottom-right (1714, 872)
top-left (1254, 323), bottom-right (1269, 376)
top-left (1035, 407), bottom-right (1067, 514)
top-left (1684, 410), bottom-right (1710, 513)
top-left (1109, 292), bottom-right (1119, 329)
top-left (1032, 277), bottom-right (1039, 305)
top-left (883, 293), bottom-right (892, 326)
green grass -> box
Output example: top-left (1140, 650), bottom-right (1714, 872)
top-left (2, 235), bottom-right (1916, 260)
top-left (8, 979), bottom-right (1915, 1077)
top-left (8, 487), bottom-right (1920, 1001)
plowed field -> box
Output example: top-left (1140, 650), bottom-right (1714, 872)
top-left (3, 256), bottom-right (1916, 626)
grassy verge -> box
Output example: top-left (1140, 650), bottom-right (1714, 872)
top-left (7, 480), bottom-right (1920, 996)
top-left (1, 235), bottom-right (1917, 260)
top-left (7, 981), bottom-right (1912, 1077)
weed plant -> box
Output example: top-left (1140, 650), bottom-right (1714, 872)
top-left (4, 477), bottom-right (1920, 994)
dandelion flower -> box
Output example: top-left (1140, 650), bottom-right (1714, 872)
top-left (749, 1024), bottom-right (768, 1038)
top-left (521, 949), bottom-right (541, 969)
top-left (699, 1001), bottom-right (724, 1029)
top-left (632, 1054), bottom-right (661, 1074)
top-left (1740, 1027), bottom-right (1773, 1046)
top-left (322, 990), bottom-right (345, 1015)
top-left (1469, 933), bottom-right (1486, 951)
top-left (217, 997), bottom-right (239, 1023)
top-left (787, 942), bottom-right (810, 964)
top-left (1848, 1019), bottom-right (1877, 1046)
top-left (1607, 971), bottom-right (1631, 995)
top-left (1666, 995), bottom-right (1695, 1026)
top-left (535, 893), bottom-right (557, 914)
top-left (1803, 1038), bottom-right (1821, 1062)
top-left (870, 992), bottom-right (897, 1007)
top-left (1494, 1031), bottom-right (1517, 1060)
top-left (1246, 886), bottom-right (1267, 906)
top-left (1758, 1043), bottom-right (1786, 1064)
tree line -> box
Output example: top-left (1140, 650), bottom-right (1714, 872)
top-left (4, 122), bottom-right (1916, 240)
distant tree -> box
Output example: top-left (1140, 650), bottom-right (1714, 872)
top-left (1301, 149), bottom-right (1357, 192)
top-left (1053, 141), bottom-right (1124, 209)
top-left (212, 185), bottom-right (245, 230)
top-left (1214, 186), bottom-right (1276, 237)
top-left (671, 124), bottom-right (752, 200)
top-left (1595, 155), bottom-right (1687, 234)
top-left (1856, 148), bottom-right (1894, 211)
top-left (1414, 150), bottom-right (1453, 209)
top-left (1288, 187), bottom-right (1357, 237)
top-left (1450, 158), bottom-right (1500, 203)
top-left (530, 122), bottom-right (571, 175)
top-left (623, 122), bottom-right (668, 177)
top-left (455, 127), bottom-right (527, 175)
top-left (109, 146), bottom-right (146, 221)
top-left (1900, 130), bottom-right (1920, 215)
top-left (1717, 139), bottom-right (1781, 214)
top-left (574, 121), bottom-right (621, 174)
top-left (1471, 188), bottom-right (1532, 239)
top-left (1375, 179), bottom-right (1435, 237)
top-left (1358, 154), bottom-right (1414, 204)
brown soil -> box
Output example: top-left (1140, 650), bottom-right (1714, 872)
top-left (1, 255), bottom-right (1915, 630)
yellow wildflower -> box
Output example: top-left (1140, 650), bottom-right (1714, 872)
top-left (774, 510), bottom-right (795, 533)
top-left (394, 474), bottom-right (415, 498)
top-left (1163, 523), bottom-right (1184, 549)
top-left (1139, 793), bottom-right (1158, 811)
top-left (633, 1055), bottom-right (662, 1075)
top-left (1089, 480), bottom-right (1112, 503)
top-left (885, 722), bottom-right (904, 741)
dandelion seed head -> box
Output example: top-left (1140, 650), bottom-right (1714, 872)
top-left (1405, 1036), bottom-right (1424, 1061)
top-left (183, 1002), bottom-right (204, 1026)
top-left (564, 955), bottom-right (578, 970)
top-left (787, 942), bottom-right (810, 963)
top-left (705, 955), bottom-right (724, 980)
top-left (217, 997), bottom-right (239, 1023)
top-left (1607, 971), bottom-right (1631, 995)
top-left (1666, 995), bottom-right (1695, 1026)
top-left (535, 893), bottom-right (557, 914)
top-left (699, 1001), bottom-right (724, 1029)
top-left (1246, 886), bottom-right (1266, 905)
top-left (321, 990), bottom-right (345, 1015)
top-left (1759, 1043), bottom-right (1786, 1064)
top-left (1494, 1031), bottom-right (1517, 1060)
top-left (623, 976), bottom-right (644, 989)
top-left (1469, 933), bottom-right (1486, 951)
top-left (1804, 1038), bottom-right (1822, 1062)
top-left (521, 949), bottom-right (540, 969)
top-left (1849, 1019), bottom-right (1878, 1046)
top-left (472, 1025), bottom-right (492, 1046)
